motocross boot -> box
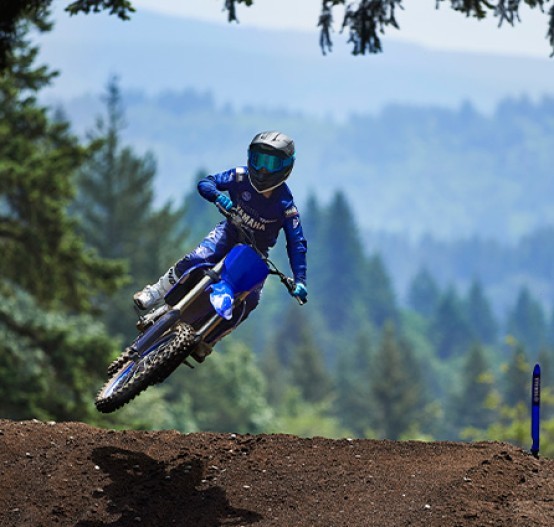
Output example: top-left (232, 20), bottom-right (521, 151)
top-left (133, 267), bottom-right (177, 310)
top-left (191, 341), bottom-right (214, 363)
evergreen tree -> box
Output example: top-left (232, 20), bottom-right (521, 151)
top-left (407, 267), bottom-right (441, 318)
top-left (0, 16), bottom-right (122, 312)
top-left (431, 286), bottom-right (474, 359)
top-left (364, 253), bottom-right (398, 328)
top-left (503, 343), bottom-right (530, 407)
top-left (74, 76), bottom-right (187, 337)
top-left (547, 306), bottom-right (554, 347)
top-left (452, 343), bottom-right (495, 431)
top-left (259, 345), bottom-right (288, 407)
top-left (315, 191), bottom-right (368, 333)
top-left (334, 329), bottom-right (375, 436)
top-left (268, 302), bottom-right (308, 368)
top-left (166, 340), bottom-right (273, 433)
top-left (288, 309), bottom-right (332, 403)
top-left (0, 285), bottom-right (120, 422)
top-left (464, 279), bottom-right (498, 345)
top-left (506, 286), bottom-right (547, 357)
top-left (370, 323), bottom-right (425, 439)
top-left (301, 193), bottom-right (322, 259)
top-left (0, 13), bottom-right (123, 421)
top-left (180, 169), bottom-right (220, 246)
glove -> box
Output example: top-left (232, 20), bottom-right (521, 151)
top-left (292, 283), bottom-right (308, 302)
top-left (215, 194), bottom-right (233, 211)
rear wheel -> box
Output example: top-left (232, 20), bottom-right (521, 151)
top-left (95, 323), bottom-right (196, 413)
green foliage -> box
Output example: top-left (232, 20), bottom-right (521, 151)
top-left (287, 310), bottom-right (332, 403)
top-left (370, 323), bottom-right (427, 439)
top-left (0, 20), bottom-right (123, 313)
top-left (74, 76), bottom-right (187, 338)
top-left (0, 284), bottom-right (119, 422)
top-left (225, 0), bottom-right (554, 57)
top-left (451, 343), bottom-right (495, 432)
top-left (431, 286), bottom-right (474, 359)
top-left (506, 287), bottom-right (547, 357)
top-left (0, 1), bottom-right (133, 70)
top-left (334, 329), bottom-right (376, 436)
top-left (407, 267), bottom-right (441, 318)
top-left (502, 341), bottom-right (531, 407)
top-left (164, 340), bottom-right (274, 434)
top-left (269, 387), bottom-right (351, 439)
top-left (461, 402), bottom-right (530, 449)
top-left (464, 279), bottom-right (498, 345)
top-left (65, 0), bottom-right (134, 19)
top-left (364, 253), bottom-right (398, 327)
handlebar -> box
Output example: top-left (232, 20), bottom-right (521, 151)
top-left (216, 204), bottom-right (307, 305)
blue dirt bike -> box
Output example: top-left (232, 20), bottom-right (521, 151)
top-left (95, 206), bottom-right (305, 413)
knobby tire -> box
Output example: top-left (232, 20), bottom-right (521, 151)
top-left (95, 323), bottom-right (196, 413)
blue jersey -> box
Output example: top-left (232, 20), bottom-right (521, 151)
top-left (198, 166), bottom-right (307, 285)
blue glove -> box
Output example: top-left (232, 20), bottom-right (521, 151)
top-left (215, 194), bottom-right (233, 211)
top-left (292, 283), bottom-right (308, 302)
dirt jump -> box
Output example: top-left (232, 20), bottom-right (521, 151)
top-left (1, 419), bottom-right (553, 526)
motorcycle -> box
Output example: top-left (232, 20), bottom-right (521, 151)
top-left (95, 205), bottom-right (306, 413)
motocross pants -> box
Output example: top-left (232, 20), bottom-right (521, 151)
top-left (174, 221), bottom-right (263, 344)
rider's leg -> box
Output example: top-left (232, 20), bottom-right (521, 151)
top-left (133, 267), bottom-right (178, 310)
top-left (134, 222), bottom-right (236, 310)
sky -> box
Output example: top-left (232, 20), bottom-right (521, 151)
top-left (133, 0), bottom-right (552, 58)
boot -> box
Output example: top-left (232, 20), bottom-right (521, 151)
top-left (133, 267), bottom-right (177, 310)
top-left (191, 341), bottom-right (214, 363)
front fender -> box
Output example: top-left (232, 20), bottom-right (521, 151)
top-left (209, 281), bottom-right (234, 320)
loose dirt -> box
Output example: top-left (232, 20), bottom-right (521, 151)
top-left (1, 419), bottom-right (553, 526)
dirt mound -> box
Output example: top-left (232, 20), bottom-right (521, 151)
top-left (1, 419), bottom-right (553, 526)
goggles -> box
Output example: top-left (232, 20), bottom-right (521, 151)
top-left (249, 150), bottom-right (295, 173)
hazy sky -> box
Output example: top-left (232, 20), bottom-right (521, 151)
top-left (133, 0), bottom-right (552, 58)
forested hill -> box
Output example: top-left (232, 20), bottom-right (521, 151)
top-left (39, 7), bottom-right (554, 241)
top-left (56, 89), bottom-right (554, 242)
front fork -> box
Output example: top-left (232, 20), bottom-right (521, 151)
top-left (133, 260), bottom-right (247, 356)
top-left (131, 260), bottom-right (225, 355)
top-left (195, 290), bottom-right (250, 343)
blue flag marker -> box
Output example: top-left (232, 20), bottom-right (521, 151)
top-left (531, 363), bottom-right (541, 458)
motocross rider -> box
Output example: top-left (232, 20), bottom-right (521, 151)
top-left (133, 131), bottom-right (308, 361)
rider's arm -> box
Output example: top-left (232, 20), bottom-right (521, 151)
top-left (282, 204), bottom-right (307, 285)
top-left (197, 167), bottom-right (245, 202)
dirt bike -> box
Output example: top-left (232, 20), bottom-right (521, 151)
top-left (95, 205), bottom-right (306, 413)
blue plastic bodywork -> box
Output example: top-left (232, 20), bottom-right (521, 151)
top-left (210, 244), bottom-right (269, 319)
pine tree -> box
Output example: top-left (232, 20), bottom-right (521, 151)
top-left (370, 323), bottom-right (425, 439)
top-left (0, 14), bottom-right (125, 421)
top-left (506, 286), bottom-right (547, 357)
top-left (315, 191), bottom-right (368, 333)
top-left (334, 329), bottom-right (375, 436)
top-left (180, 169), bottom-right (220, 246)
top-left (431, 286), bottom-right (474, 359)
top-left (167, 340), bottom-right (274, 433)
top-left (0, 16), bottom-right (122, 312)
top-left (453, 343), bottom-right (495, 431)
top-left (464, 279), bottom-right (498, 345)
top-left (407, 267), bottom-right (440, 318)
top-left (503, 343), bottom-right (530, 407)
top-left (0, 285), bottom-right (120, 422)
top-left (74, 76), bottom-right (187, 337)
top-left (364, 253), bottom-right (398, 328)
top-left (288, 310), bottom-right (332, 403)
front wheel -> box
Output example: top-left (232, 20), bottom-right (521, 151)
top-left (95, 323), bottom-right (196, 413)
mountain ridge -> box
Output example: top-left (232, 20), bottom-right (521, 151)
top-left (38, 8), bottom-right (554, 119)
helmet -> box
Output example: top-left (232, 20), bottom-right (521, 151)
top-left (247, 131), bottom-right (295, 193)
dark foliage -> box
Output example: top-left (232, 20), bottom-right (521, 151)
top-left (224, 0), bottom-right (554, 56)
